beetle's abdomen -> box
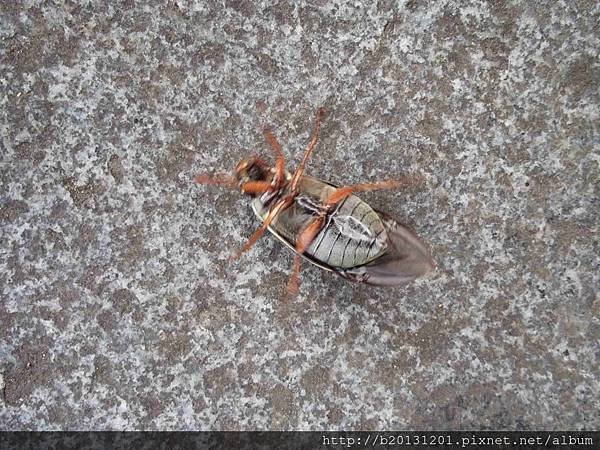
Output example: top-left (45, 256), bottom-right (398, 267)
top-left (307, 195), bottom-right (388, 268)
top-left (252, 175), bottom-right (388, 269)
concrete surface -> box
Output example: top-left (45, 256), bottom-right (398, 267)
top-left (1, 0), bottom-right (599, 430)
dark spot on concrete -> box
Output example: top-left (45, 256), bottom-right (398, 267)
top-left (61, 177), bottom-right (104, 209)
top-left (204, 363), bottom-right (236, 397)
top-left (141, 395), bottom-right (163, 419)
top-left (0, 200), bottom-right (29, 222)
top-left (268, 383), bottom-right (296, 430)
top-left (327, 407), bottom-right (343, 425)
top-left (108, 154), bottom-right (124, 183)
top-left (157, 329), bottom-right (191, 365)
top-left (562, 55), bottom-right (599, 101)
top-left (92, 356), bottom-right (113, 386)
top-left (4, 341), bottom-right (53, 406)
top-left (96, 310), bottom-right (115, 332)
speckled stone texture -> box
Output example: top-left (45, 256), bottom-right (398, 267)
top-left (1, 0), bottom-right (598, 430)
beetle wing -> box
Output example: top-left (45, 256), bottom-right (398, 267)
top-left (336, 210), bottom-right (435, 286)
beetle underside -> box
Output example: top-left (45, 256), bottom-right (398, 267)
top-left (195, 108), bottom-right (435, 298)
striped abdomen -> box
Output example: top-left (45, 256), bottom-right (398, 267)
top-left (252, 176), bottom-right (388, 269)
top-left (307, 193), bottom-right (388, 268)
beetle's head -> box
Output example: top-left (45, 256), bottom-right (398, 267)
top-left (235, 156), bottom-right (271, 184)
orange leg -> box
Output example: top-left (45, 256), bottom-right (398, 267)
top-left (240, 181), bottom-right (273, 195)
top-left (230, 195), bottom-right (294, 261)
top-left (289, 108), bottom-right (326, 192)
top-left (286, 216), bottom-right (325, 298)
top-left (195, 175), bottom-right (273, 196)
top-left (263, 128), bottom-right (286, 188)
top-left (325, 175), bottom-right (424, 208)
top-left (194, 174), bottom-right (238, 188)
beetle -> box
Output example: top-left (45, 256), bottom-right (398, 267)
top-left (195, 108), bottom-right (435, 297)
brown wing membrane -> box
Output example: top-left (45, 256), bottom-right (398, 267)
top-left (337, 211), bottom-right (435, 286)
